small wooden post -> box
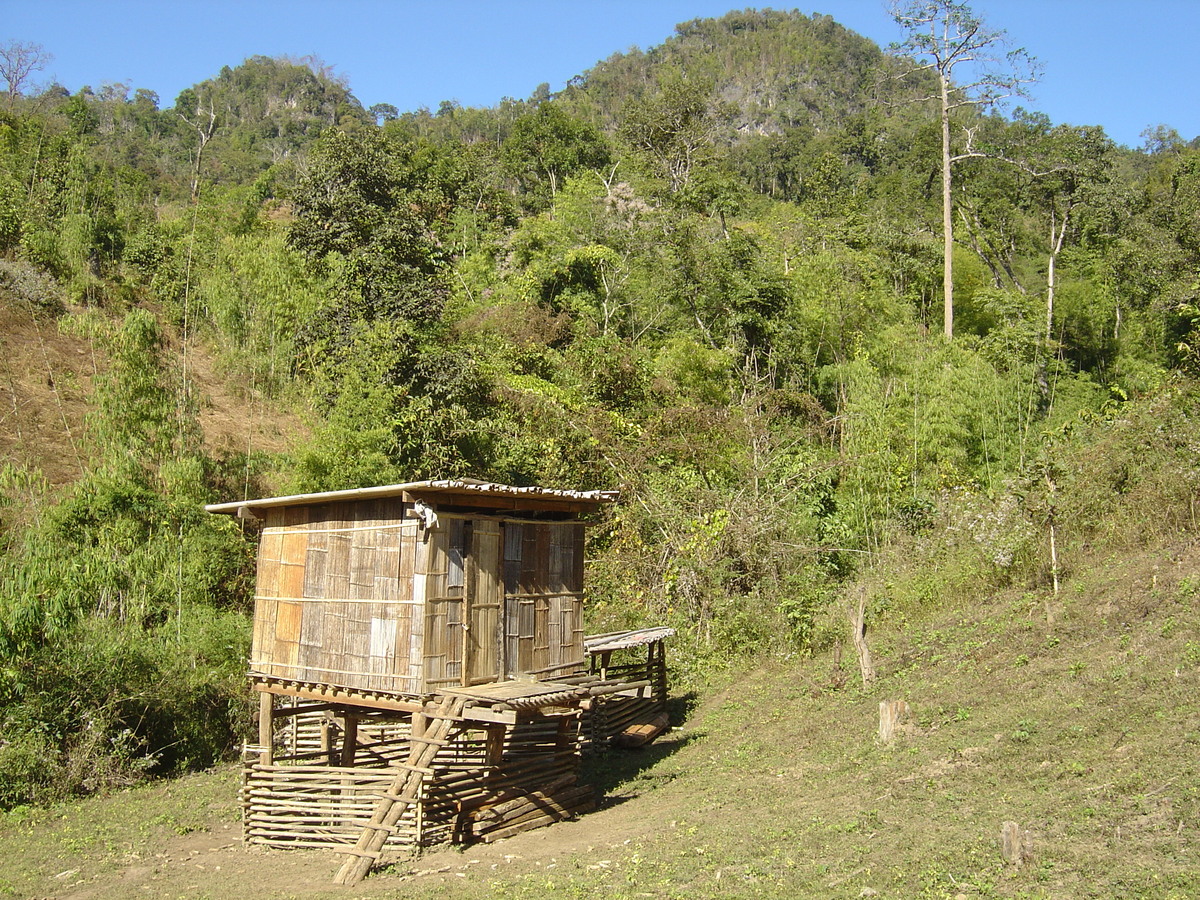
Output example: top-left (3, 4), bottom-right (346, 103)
top-left (484, 723), bottom-right (506, 779)
top-left (320, 718), bottom-right (332, 763)
top-left (851, 587), bottom-right (876, 686)
top-left (258, 691), bottom-right (274, 765)
top-left (1045, 470), bottom-right (1060, 597)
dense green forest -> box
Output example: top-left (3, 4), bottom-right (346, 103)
top-left (1, 6), bottom-right (1198, 808)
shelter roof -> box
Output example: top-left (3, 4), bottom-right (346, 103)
top-left (205, 479), bottom-right (618, 515)
top-left (584, 627), bottom-right (675, 654)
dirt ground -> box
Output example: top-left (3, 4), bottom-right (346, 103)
top-left (32, 733), bottom-right (693, 900)
top-left (0, 294), bottom-right (304, 489)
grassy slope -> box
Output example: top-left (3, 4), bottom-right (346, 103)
top-left (3, 528), bottom-right (1197, 900)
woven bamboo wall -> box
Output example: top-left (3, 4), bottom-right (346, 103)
top-left (420, 523), bottom-right (460, 688)
top-left (252, 499), bottom-right (589, 695)
top-left (503, 522), bottom-right (586, 677)
top-left (582, 647), bottom-right (670, 752)
top-left (424, 519), bottom-right (587, 687)
top-left (251, 499), bottom-right (424, 694)
top-left (421, 518), bottom-right (505, 688)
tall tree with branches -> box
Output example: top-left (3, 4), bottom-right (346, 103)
top-left (0, 40), bottom-right (52, 110)
top-left (890, 0), bottom-right (1040, 338)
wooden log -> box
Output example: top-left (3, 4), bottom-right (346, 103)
top-left (472, 774), bottom-right (578, 821)
top-left (246, 813), bottom-right (416, 828)
top-left (476, 798), bottom-right (596, 842)
top-left (247, 837), bottom-right (362, 850)
top-left (247, 810), bottom-right (418, 825)
top-left (486, 792), bottom-right (593, 831)
top-left (587, 679), bottom-right (651, 697)
top-left (613, 712), bottom-right (670, 749)
top-left (471, 785), bottom-right (594, 833)
top-left (246, 763), bottom-right (404, 778)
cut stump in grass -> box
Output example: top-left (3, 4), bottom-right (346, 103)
top-left (1001, 820), bottom-right (1034, 867)
top-left (878, 699), bottom-right (911, 743)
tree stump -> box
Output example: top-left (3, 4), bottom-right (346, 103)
top-left (1000, 820), bottom-right (1034, 867)
top-left (878, 699), bottom-right (911, 742)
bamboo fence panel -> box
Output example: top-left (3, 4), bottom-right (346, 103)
top-left (580, 646), bottom-right (670, 752)
top-left (243, 703), bottom-right (587, 857)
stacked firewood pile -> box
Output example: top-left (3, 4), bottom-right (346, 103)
top-left (464, 773), bottom-right (595, 842)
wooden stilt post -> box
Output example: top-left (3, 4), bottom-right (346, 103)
top-left (340, 715), bottom-right (359, 766)
top-left (258, 691), bottom-right (274, 765)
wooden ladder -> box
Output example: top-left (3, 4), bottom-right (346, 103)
top-left (333, 694), bottom-right (467, 885)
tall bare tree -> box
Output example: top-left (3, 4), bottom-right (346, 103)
top-left (890, 1), bottom-right (1039, 338)
top-left (0, 40), bottom-right (53, 110)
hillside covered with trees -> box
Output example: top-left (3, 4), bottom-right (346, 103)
top-left (0, 4), bottom-right (1199, 811)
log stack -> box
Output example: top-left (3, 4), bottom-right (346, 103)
top-left (466, 773), bottom-right (595, 842)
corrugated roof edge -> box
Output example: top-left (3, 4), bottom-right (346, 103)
top-left (584, 626), bottom-right (675, 654)
top-left (204, 479), bottom-right (620, 514)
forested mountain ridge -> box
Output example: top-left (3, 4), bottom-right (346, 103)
top-left (0, 4), bottom-right (1198, 817)
top-left (561, 10), bottom-right (903, 134)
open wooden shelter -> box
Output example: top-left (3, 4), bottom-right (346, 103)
top-left (206, 479), bottom-right (671, 883)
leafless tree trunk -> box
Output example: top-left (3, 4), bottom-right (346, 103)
top-left (890, 1), bottom-right (1040, 340)
top-left (941, 71), bottom-right (955, 338)
top-left (1046, 207), bottom-right (1069, 342)
top-left (179, 99), bottom-right (218, 203)
top-left (850, 586), bottom-right (876, 686)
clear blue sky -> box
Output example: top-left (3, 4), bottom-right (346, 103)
top-left (3, 0), bottom-right (1198, 149)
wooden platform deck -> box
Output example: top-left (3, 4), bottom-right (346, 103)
top-left (252, 670), bottom-right (652, 726)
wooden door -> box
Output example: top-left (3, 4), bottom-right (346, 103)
top-left (463, 519), bottom-right (503, 685)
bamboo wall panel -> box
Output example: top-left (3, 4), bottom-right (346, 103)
top-left (252, 500), bottom-right (589, 695)
top-left (250, 500), bottom-right (421, 694)
top-left (501, 523), bottom-right (584, 678)
top-left (423, 527), bottom-right (465, 688)
top-left (581, 646), bottom-right (670, 752)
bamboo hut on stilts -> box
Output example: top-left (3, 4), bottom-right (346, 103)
top-left (206, 480), bottom-right (671, 884)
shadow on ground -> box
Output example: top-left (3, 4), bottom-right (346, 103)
top-left (581, 691), bottom-right (703, 797)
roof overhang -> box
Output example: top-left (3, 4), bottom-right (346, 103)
top-left (205, 479), bottom-right (619, 516)
top-left (584, 627), bottom-right (675, 654)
